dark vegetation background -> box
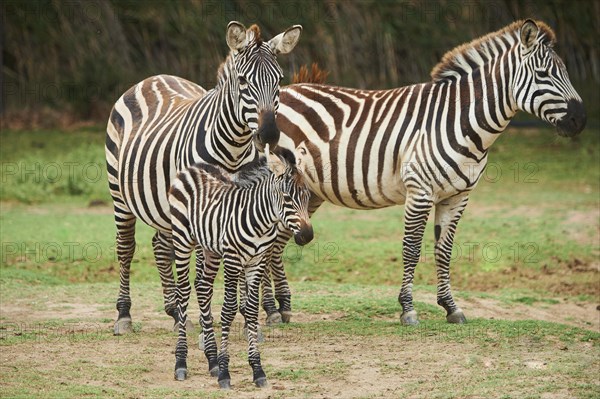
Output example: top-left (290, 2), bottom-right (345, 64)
top-left (2, 0), bottom-right (599, 128)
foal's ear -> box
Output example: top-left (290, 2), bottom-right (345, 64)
top-left (268, 25), bottom-right (302, 55)
top-left (265, 144), bottom-right (286, 177)
top-left (294, 143), bottom-right (308, 173)
top-left (520, 19), bottom-right (539, 50)
top-left (226, 21), bottom-right (248, 52)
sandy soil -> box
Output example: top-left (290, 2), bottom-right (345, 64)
top-left (2, 287), bottom-right (598, 399)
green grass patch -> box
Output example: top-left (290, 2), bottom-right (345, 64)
top-left (1, 128), bottom-right (110, 204)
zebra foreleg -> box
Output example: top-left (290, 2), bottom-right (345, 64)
top-left (434, 195), bottom-right (469, 324)
top-left (217, 258), bottom-right (243, 389)
top-left (265, 195), bottom-right (323, 324)
top-left (151, 231), bottom-right (180, 327)
top-left (260, 263), bottom-right (281, 324)
top-left (398, 194), bottom-right (433, 326)
top-left (173, 242), bottom-right (193, 381)
top-left (245, 260), bottom-right (268, 387)
top-left (197, 251), bottom-right (220, 377)
top-left (113, 211), bottom-right (137, 335)
top-left (269, 230), bottom-right (293, 323)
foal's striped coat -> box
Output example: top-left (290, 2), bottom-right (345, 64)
top-left (169, 148), bottom-right (312, 388)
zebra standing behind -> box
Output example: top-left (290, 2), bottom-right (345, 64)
top-left (105, 21), bottom-right (302, 335)
top-left (169, 146), bottom-right (313, 389)
top-left (262, 19), bottom-right (586, 325)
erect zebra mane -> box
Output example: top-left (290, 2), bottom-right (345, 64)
top-left (231, 157), bottom-right (271, 188)
top-left (248, 24), bottom-right (262, 46)
top-left (292, 63), bottom-right (329, 84)
top-left (231, 148), bottom-right (304, 188)
top-left (430, 19), bottom-right (556, 82)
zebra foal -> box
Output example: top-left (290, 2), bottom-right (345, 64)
top-left (169, 147), bottom-right (313, 388)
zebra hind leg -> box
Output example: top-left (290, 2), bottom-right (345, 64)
top-left (434, 195), bottom-right (470, 324)
top-left (113, 208), bottom-right (137, 335)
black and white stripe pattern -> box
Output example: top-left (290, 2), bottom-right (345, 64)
top-left (265, 19), bottom-right (586, 325)
top-left (105, 22), bottom-right (302, 334)
top-left (169, 149), bottom-right (313, 388)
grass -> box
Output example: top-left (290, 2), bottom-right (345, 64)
top-left (2, 128), bottom-right (598, 295)
top-left (1, 126), bottom-right (599, 398)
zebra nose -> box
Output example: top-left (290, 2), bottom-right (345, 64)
top-left (557, 99), bottom-right (586, 137)
top-left (294, 224), bottom-right (314, 246)
top-left (256, 109), bottom-right (280, 148)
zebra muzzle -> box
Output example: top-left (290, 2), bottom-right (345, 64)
top-left (294, 224), bottom-right (314, 246)
top-left (254, 109), bottom-right (280, 150)
top-left (557, 99), bottom-right (586, 137)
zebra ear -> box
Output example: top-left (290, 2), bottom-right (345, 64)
top-left (267, 151), bottom-right (287, 177)
top-left (294, 143), bottom-right (308, 173)
top-left (226, 21), bottom-right (248, 51)
top-left (520, 19), bottom-right (539, 49)
top-left (268, 25), bottom-right (302, 55)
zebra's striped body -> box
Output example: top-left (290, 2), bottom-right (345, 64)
top-left (264, 20), bottom-right (586, 324)
top-left (105, 21), bottom-right (302, 334)
top-left (169, 149), bottom-right (312, 387)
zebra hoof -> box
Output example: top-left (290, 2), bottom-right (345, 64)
top-left (174, 368), bottom-right (187, 381)
top-left (172, 319), bottom-right (194, 333)
top-left (400, 310), bottom-right (419, 326)
top-left (265, 312), bottom-right (282, 326)
top-left (209, 365), bottom-right (219, 378)
top-left (254, 376), bottom-right (268, 388)
top-left (447, 309), bottom-right (467, 324)
top-left (114, 317), bottom-right (133, 335)
top-left (218, 379), bottom-right (231, 389)
top-left (280, 310), bottom-right (292, 323)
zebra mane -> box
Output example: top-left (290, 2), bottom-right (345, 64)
top-left (430, 20), bottom-right (556, 82)
top-left (231, 157), bottom-right (271, 188)
top-left (232, 148), bottom-right (305, 188)
top-left (248, 24), bottom-right (263, 46)
top-left (292, 63), bottom-right (329, 84)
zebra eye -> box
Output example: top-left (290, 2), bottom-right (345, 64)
top-left (238, 75), bottom-right (248, 86)
top-left (537, 70), bottom-right (549, 78)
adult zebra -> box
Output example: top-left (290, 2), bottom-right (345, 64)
top-left (105, 21), bottom-right (302, 335)
top-left (264, 19), bottom-right (586, 325)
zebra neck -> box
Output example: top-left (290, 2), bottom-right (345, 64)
top-left (201, 87), bottom-right (256, 171)
top-left (244, 180), bottom-right (280, 237)
top-left (451, 44), bottom-right (520, 155)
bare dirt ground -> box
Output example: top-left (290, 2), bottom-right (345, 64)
top-left (2, 287), bottom-right (598, 399)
